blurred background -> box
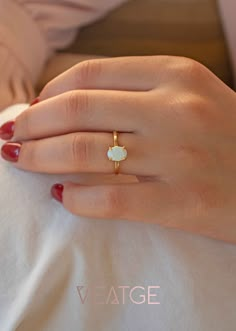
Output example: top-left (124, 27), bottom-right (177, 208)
top-left (38, 0), bottom-right (233, 91)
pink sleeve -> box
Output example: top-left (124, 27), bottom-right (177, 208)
top-left (0, 0), bottom-right (126, 108)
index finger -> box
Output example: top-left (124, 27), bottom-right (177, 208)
top-left (39, 56), bottom-right (173, 100)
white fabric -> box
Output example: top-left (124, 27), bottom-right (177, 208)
top-left (0, 104), bottom-right (236, 331)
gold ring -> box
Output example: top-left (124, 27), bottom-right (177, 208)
top-left (107, 131), bottom-right (128, 174)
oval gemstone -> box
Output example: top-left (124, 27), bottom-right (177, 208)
top-left (107, 146), bottom-right (127, 162)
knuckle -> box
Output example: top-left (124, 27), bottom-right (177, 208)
top-left (188, 98), bottom-right (215, 130)
top-left (181, 58), bottom-right (207, 81)
top-left (65, 91), bottom-right (89, 121)
top-left (71, 134), bottom-right (90, 168)
top-left (20, 142), bottom-right (37, 168)
top-left (186, 97), bottom-right (208, 119)
top-left (176, 144), bottom-right (210, 169)
top-left (17, 110), bottom-right (33, 138)
top-left (76, 59), bottom-right (102, 87)
top-left (103, 187), bottom-right (124, 219)
top-left (172, 95), bottom-right (213, 130)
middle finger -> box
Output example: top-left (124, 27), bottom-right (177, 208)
top-left (13, 90), bottom-right (148, 142)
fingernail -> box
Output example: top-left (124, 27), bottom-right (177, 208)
top-left (1, 142), bottom-right (21, 162)
top-left (51, 183), bottom-right (64, 203)
top-left (30, 97), bottom-right (40, 106)
top-left (0, 121), bottom-right (15, 140)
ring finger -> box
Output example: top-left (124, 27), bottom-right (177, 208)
top-left (1, 132), bottom-right (159, 176)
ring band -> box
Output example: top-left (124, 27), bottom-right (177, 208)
top-left (107, 131), bottom-right (128, 174)
top-left (113, 131), bottom-right (120, 174)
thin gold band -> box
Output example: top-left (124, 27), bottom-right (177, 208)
top-left (113, 131), bottom-right (120, 174)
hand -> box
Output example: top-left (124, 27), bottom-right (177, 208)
top-left (37, 53), bottom-right (106, 92)
top-left (1, 56), bottom-right (236, 243)
top-left (0, 47), bottom-right (35, 111)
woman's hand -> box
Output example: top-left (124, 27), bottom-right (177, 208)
top-left (0, 47), bottom-right (35, 111)
top-left (1, 56), bottom-right (236, 243)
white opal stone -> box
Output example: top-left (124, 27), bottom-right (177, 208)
top-left (107, 146), bottom-right (127, 161)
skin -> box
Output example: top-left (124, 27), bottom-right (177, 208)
top-left (2, 56), bottom-right (236, 244)
top-left (0, 53), bottom-right (100, 111)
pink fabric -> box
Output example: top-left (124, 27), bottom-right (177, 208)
top-left (0, 0), bottom-right (235, 107)
top-left (0, 0), bottom-right (125, 107)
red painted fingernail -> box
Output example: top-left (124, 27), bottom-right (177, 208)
top-left (51, 184), bottom-right (64, 203)
top-left (30, 97), bottom-right (40, 106)
top-left (1, 142), bottom-right (21, 162)
top-left (0, 121), bottom-right (15, 140)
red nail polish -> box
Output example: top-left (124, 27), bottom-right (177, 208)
top-left (51, 184), bottom-right (64, 203)
top-left (1, 143), bottom-right (21, 162)
top-left (30, 97), bottom-right (40, 106)
top-left (0, 121), bottom-right (15, 140)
